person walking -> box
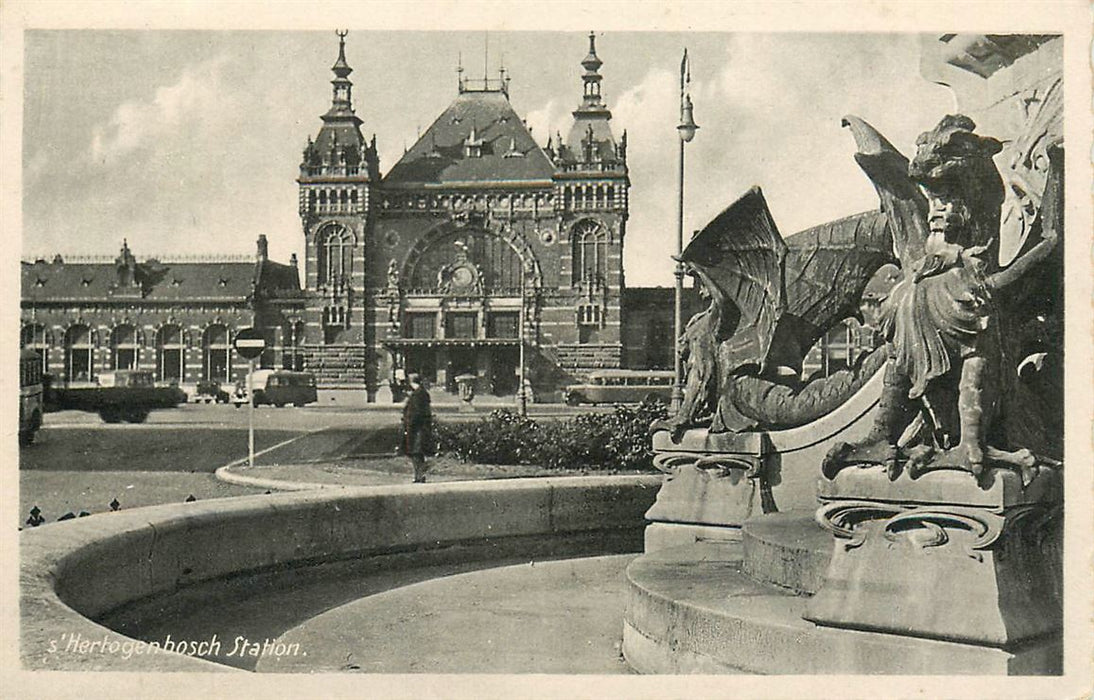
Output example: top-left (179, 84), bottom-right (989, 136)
top-left (401, 373), bottom-right (433, 483)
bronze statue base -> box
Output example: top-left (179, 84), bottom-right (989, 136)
top-left (805, 466), bottom-right (1062, 646)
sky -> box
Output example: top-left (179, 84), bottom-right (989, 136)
top-left (22, 30), bottom-right (956, 286)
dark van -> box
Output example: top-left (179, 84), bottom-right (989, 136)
top-left (234, 370), bottom-right (318, 408)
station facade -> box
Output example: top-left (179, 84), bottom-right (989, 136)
top-left (294, 32), bottom-right (637, 400)
top-left (20, 32), bottom-right (873, 400)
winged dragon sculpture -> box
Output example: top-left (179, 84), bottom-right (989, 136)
top-left (653, 186), bottom-right (895, 439)
top-left (656, 114), bottom-right (1063, 487)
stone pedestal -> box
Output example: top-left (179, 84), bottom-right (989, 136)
top-left (805, 467), bottom-right (1063, 647)
top-left (644, 429), bottom-right (775, 551)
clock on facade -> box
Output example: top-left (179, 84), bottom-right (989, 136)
top-left (450, 264), bottom-right (476, 289)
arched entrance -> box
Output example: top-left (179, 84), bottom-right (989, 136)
top-left (389, 223), bottom-right (539, 396)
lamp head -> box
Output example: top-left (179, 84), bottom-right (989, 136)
top-left (677, 94), bottom-right (699, 143)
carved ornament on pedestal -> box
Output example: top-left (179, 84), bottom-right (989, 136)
top-left (806, 466), bottom-right (1062, 649)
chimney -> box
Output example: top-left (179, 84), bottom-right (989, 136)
top-left (289, 253), bottom-right (298, 268)
top-left (256, 235), bottom-right (269, 262)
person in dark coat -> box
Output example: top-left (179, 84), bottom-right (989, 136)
top-left (401, 373), bottom-right (433, 483)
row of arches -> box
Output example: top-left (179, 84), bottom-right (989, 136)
top-left (305, 187), bottom-right (361, 215)
top-left (561, 183), bottom-right (618, 211)
top-left (20, 321), bottom-right (308, 384)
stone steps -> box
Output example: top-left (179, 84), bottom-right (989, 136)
top-left (740, 511), bottom-right (831, 595)
top-left (622, 541), bottom-right (1060, 675)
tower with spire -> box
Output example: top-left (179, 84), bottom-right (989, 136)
top-left (549, 31), bottom-right (630, 356)
top-left (294, 30), bottom-right (633, 399)
top-left (298, 31), bottom-right (380, 377)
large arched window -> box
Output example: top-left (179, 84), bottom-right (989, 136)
top-left (112, 324), bottom-right (139, 370)
top-left (157, 324), bottom-right (185, 382)
top-left (317, 224), bottom-right (353, 287)
top-left (65, 324), bottom-right (94, 383)
top-left (203, 324), bottom-right (231, 384)
top-left (572, 220), bottom-right (608, 288)
top-left (408, 230), bottom-right (523, 294)
top-left (21, 323), bottom-right (49, 373)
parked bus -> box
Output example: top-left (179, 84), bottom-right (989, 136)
top-left (564, 369), bottom-right (676, 406)
top-left (19, 348), bottom-right (45, 445)
top-left (233, 370), bottom-right (318, 408)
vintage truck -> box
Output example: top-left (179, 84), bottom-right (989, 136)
top-left (45, 370), bottom-right (188, 423)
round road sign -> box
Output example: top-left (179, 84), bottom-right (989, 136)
top-left (233, 327), bottom-right (266, 359)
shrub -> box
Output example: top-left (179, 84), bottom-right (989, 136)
top-left (435, 401), bottom-right (669, 472)
top-left (434, 409), bottom-right (542, 465)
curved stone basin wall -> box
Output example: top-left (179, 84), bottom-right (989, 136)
top-left (21, 475), bottom-right (661, 672)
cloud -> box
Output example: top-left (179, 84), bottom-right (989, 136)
top-left (611, 66), bottom-right (680, 280)
top-left (524, 98), bottom-right (570, 148)
top-left (613, 34), bottom-right (953, 285)
top-left (89, 55), bottom-right (232, 166)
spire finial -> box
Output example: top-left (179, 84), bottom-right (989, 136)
top-left (335, 30), bottom-right (348, 65)
top-left (332, 29), bottom-right (352, 78)
top-left (578, 30), bottom-right (605, 108)
top-left (483, 32), bottom-right (489, 82)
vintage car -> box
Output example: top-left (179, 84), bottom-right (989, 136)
top-left (192, 379), bottom-right (231, 404)
top-left (46, 369), bottom-right (187, 423)
top-left (232, 370), bottom-right (318, 408)
top-left (563, 369), bottom-right (675, 406)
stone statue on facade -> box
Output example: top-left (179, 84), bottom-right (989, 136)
top-left (386, 258), bottom-right (400, 292)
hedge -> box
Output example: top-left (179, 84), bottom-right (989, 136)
top-left (434, 402), bottom-right (669, 471)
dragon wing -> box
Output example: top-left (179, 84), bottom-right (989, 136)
top-left (766, 117), bottom-right (925, 372)
top-left (779, 209), bottom-right (896, 368)
top-left (679, 186), bottom-right (787, 374)
top-left (841, 115), bottom-right (929, 269)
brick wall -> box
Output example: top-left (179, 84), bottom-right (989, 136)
top-left (302, 344), bottom-right (369, 387)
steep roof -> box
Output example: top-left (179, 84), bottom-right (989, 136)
top-left (383, 90), bottom-right (556, 186)
top-left (254, 260), bottom-right (304, 299)
top-left (21, 258), bottom-right (301, 303)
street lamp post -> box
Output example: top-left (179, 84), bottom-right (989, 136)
top-left (518, 265), bottom-right (529, 417)
top-left (671, 51), bottom-right (698, 415)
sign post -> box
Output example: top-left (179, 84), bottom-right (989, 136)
top-left (233, 328), bottom-right (266, 468)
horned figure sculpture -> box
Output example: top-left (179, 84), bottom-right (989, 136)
top-left (824, 115), bottom-right (1062, 484)
top-left (656, 114), bottom-right (1063, 487)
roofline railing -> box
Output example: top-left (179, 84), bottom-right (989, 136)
top-left (22, 253), bottom-right (256, 264)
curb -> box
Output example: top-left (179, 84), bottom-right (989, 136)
top-left (213, 464), bottom-right (347, 492)
top-left (214, 430), bottom-right (337, 491)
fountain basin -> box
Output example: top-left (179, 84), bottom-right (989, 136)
top-left (21, 475), bottom-right (660, 672)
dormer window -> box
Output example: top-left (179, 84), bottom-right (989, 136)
top-left (171, 278), bottom-right (183, 287)
top-left (464, 127), bottom-right (484, 158)
top-left (34, 277), bottom-right (46, 287)
top-left (81, 278), bottom-right (92, 287)
top-left (503, 137), bottom-right (524, 159)
top-left (218, 278), bottom-right (229, 287)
